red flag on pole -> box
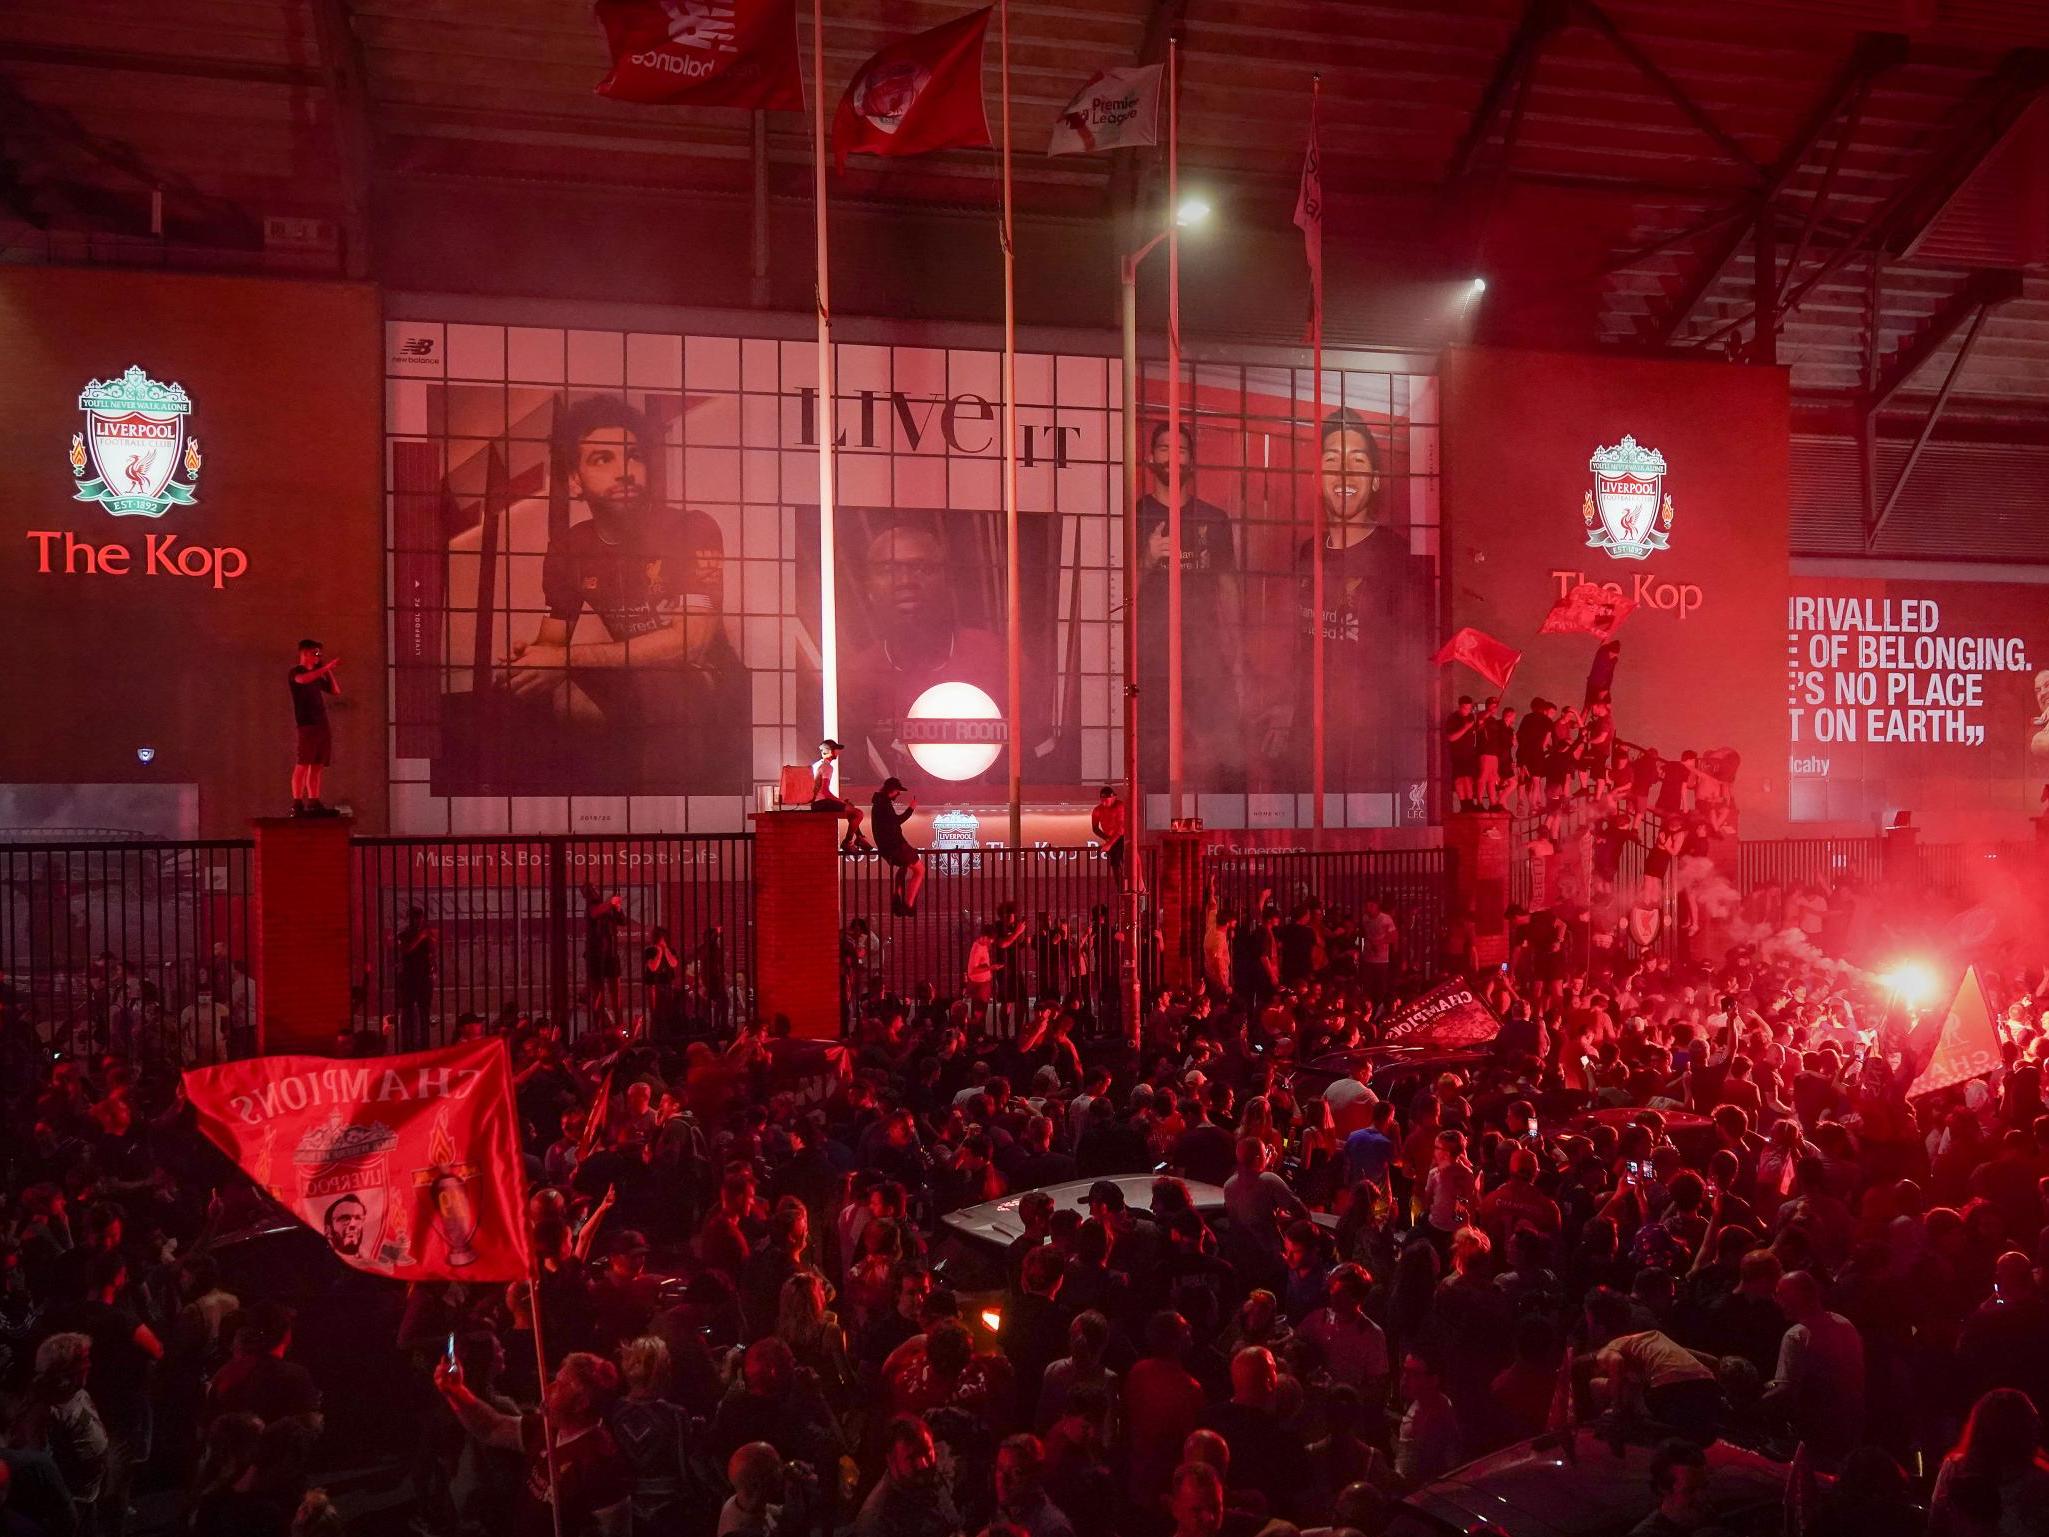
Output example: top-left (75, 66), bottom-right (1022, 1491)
top-left (1293, 80), bottom-right (1323, 344)
top-left (833, 8), bottom-right (993, 170)
top-left (594, 0), bottom-right (806, 108)
top-left (1540, 580), bottom-right (1636, 642)
top-left (183, 1040), bottom-right (533, 1282)
top-left (1432, 626), bottom-right (1522, 691)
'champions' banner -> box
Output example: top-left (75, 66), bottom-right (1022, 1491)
top-left (1376, 979), bottom-right (1502, 1047)
top-left (183, 1040), bottom-right (531, 1281)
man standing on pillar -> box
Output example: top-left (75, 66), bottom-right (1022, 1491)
top-left (289, 639), bottom-right (341, 817)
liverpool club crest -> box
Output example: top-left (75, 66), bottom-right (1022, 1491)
top-left (70, 366), bottom-right (201, 518)
top-left (1582, 435), bottom-right (1672, 561)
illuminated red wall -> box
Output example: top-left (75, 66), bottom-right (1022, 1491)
top-left (1790, 572), bottom-right (2048, 836)
top-left (1443, 347), bottom-right (1792, 829)
top-left (0, 269), bottom-right (386, 834)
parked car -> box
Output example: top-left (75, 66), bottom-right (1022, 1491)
top-left (1284, 1044), bottom-right (1496, 1108)
top-left (933, 1175), bottom-right (1335, 1339)
top-left (1386, 1426), bottom-right (1801, 1537)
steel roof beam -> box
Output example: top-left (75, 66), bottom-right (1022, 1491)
top-left (1684, 47), bottom-right (2049, 357)
top-left (1448, 0), bottom-right (1568, 180)
top-left (1655, 33), bottom-right (1906, 344)
top-left (1864, 267), bottom-right (2026, 413)
top-left (312, 0), bottom-right (379, 280)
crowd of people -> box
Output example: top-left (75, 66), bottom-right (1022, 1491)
top-left (2, 836), bottom-right (2048, 1537)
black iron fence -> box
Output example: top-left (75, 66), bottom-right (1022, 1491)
top-left (1736, 837), bottom-right (1886, 894)
top-left (0, 841), bottom-right (254, 1063)
top-left (840, 845), bottom-right (1142, 1032)
top-left (349, 834), bottom-right (753, 1044)
top-left (1201, 845), bottom-right (1457, 980)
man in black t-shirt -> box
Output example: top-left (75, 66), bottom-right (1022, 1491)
top-left (504, 397), bottom-right (748, 789)
top-left (870, 777), bottom-right (925, 916)
top-left (288, 638), bottom-right (341, 816)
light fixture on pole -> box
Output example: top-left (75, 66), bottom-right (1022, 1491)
top-left (1116, 177), bottom-right (1212, 1046)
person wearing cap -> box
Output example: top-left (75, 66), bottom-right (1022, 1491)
top-left (870, 776), bottom-right (925, 916)
top-left (810, 739), bottom-right (873, 853)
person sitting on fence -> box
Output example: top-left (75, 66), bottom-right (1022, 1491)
top-left (870, 778), bottom-right (925, 917)
top-left (811, 740), bottom-right (874, 854)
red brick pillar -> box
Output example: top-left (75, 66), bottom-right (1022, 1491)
top-left (1154, 829), bottom-right (1205, 990)
top-left (252, 816), bottom-right (353, 1056)
top-left (1443, 812), bottom-right (1510, 968)
top-left (1884, 823), bottom-right (1919, 885)
top-left (750, 810), bottom-right (842, 1039)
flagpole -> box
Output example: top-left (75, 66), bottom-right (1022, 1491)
top-left (1000, 0), bottom-right (1023, 851)
top-left (1166, 33), bottom-right (1184, 823)
top-left (527, 1248), bottom-right (565, 1537)
top-left (813, 0), bottom-right (840, 747)
top-left (1309, 74), bottom-right (1326, 846)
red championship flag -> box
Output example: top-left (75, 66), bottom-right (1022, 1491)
top-left (1908, 966), bottom-right (2001, 1099)
top-left (833, 7), bottom-right (993, 170)
top-left (183, 1040), bottom-right (532, 1282)
top-left (1293, 81), bottom-right (1324, 343)
top-left (1432, 626), bottom-right (1522, 691)
top-left (594, 0), bottom-right (805, 109)
top-left (1540, 580), bottom-right (1636, 642)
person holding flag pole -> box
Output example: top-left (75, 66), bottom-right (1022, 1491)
top-left (180, 1039), bottom-right (589, 1537)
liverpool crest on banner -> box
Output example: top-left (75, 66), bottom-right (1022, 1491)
top-left (1583, 435), bottom-right (1673, 561)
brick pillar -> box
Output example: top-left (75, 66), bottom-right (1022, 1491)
top-left (751, 809), bottom-right (842, 1039)
top-left (1884, 823), bottom-right (1919, 884)
top-left (1443, 812), bottom-right (1510, 968)
top-left (253, 816), bottom-right (353, 1056)
top-left (1154, 829), bottom-right (1205, 990)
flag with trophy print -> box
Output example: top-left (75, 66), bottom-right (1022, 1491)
top-left (183, 1039), bottom-right (532, 1281)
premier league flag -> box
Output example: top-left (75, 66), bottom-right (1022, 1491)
top-left (593, 0), bottom-right (806, 109)
top-left (1046, 64), bottom-right (1163, 155)
top-left (833, 7), bottom-right (993, 170)
top-left (1540, 580), bottom-right (1636, 643)
top-left (183, 1040), bottom-right (532, 1282)
top-left (1432, 626), bottom-right (1522, 691)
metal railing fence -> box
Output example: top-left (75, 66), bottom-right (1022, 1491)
top-left (0, 841), bottom-right (254, 1063)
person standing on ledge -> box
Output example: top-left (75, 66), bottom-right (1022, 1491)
top-left (289, 638), bottom-right (341, 817)
top-left (871, 777), bottom-right (925, 916)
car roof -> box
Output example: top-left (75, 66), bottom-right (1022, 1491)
top-left (940, 1177), bottom-right (1226, 1247)
top-left (1400, 1429), bottom-right (1792, 1537)
top-left (1304, 1044), bottom-right (1493, 1076)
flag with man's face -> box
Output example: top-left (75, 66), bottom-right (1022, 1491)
top-left (594, 0), bottom-right (805, 109)
top-left (183, 1040), bottom-right (532, 1282)
top-left (833, 8), bottom-right (993, 170)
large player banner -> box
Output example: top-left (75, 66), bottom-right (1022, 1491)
top-left (384, 321), bottom-right (1441, 835)
top-left (183, 1040), bottom-right (531, 1281)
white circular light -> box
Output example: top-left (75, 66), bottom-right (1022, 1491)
top-left (136, 746), bottom-right (156, 764)
top-left (904, 681), bottom-right (1004, 781)
top-left (1471, 277), bottom-right (1487, 293)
